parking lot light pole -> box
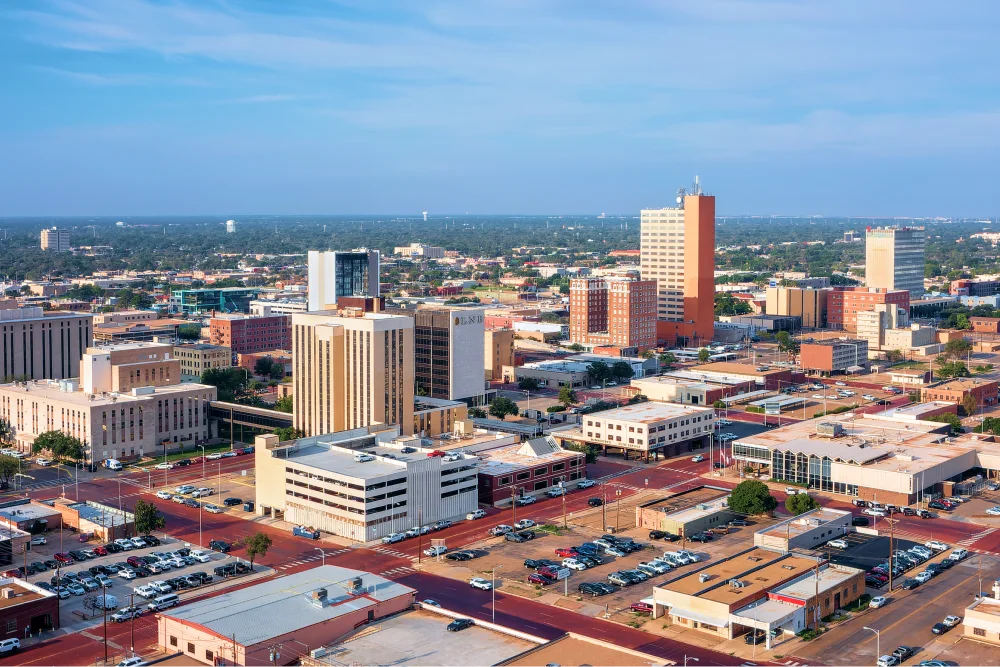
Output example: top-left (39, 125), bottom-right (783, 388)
top-left (115, 477), bottom-right (123, 511)
top-left (315, 547), bottom-right (326, 566)
top-left (199, 445), bottom-right (207, 479)
top-left (863, 626), bottom-right (879, 663)
top-left (492, 564), bottom-right (503, 623)
top-left (684, 656), bottom-right (699, 667)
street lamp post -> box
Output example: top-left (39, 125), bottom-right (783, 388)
top-left (684, 656), bottom-right (699, 667)
top-left (492, 564), bottom-right (503, 623)
top-left (315, 547), bottom-right (326, 566)
top-left (217, 462), bottom-right (222, 497)
top-left (199, 444), bottom-right (207, 480)
top-left (863, 626), bottom-right (880, 664)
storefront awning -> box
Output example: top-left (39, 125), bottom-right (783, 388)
top-left (668, 606), bottom-right (730, 628)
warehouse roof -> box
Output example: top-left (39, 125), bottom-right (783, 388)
top-left (163, 565), bottom-right (414, 647)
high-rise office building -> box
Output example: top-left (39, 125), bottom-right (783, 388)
top-left (865, 226), bottom-right (925, 297)
top-left (484, 329), bottom-right (515, 380)
top-left (0, 306), bottom-right (93, 380)
top-left (307, 250), bottom-right (380, 311)
top-left (40, 227), bottom-right (70, 252)
top-left (569, 277), bottom-right (656, 350)
top-left (765, 287), bottom-right (828, 329)
top-left (385, 306), bottom-right (486, 402)
top-left (292, 310), bottom-right (414, 437)
top-left (640, 184), bottom-right (716, 346)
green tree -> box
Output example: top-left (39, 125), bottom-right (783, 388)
top-left (659, 352), bottom-right (677, 367)
top-left (274, 395), bottom-right (293, 414)
top-left (587, 361), bottom-right (611, 384)
top-left (489, 397), bottom-right (520, 420)
top-left (785, 493), bottom-right (819, 515)
top-left (961, 393), bottom-right (978, 416)
top-left (775, 331), bottom-right (799, 355)
top-left (927, 412), bottom-right (963, 432)
top-left (242, 531), bottom-right (273, 571)
top-left (201, 367), bottom-right (248, 402)
top-left (0, 455), bottom-right (19, 489)
top-left (0, 417), bottom-right (15, 445)
top-left (254, 357), bottom-right (275, 377)
top-left (728, 480), bottom-right (778, 516)
top-left (31, 431), bottom-right (85, 463)
top-left (274, 427), bottom-right (303, 442)
top-left (177, 324), bottom-right (201, 341)
top-left (610, 361), bottom-right (635, 382)
top-left (568, 343), bottom-right (584, 352)
top-left (713, 400), bottom-right (727, 409)
top-left (934, 358), bottom-right (970, 379)
top-left (885, 349), bottom-right (904, 363)
top-left (557, 386), bottom-right (578, 406)
top-left (944, 338), bottom-right (973, 359)
top-left (518, 377), bottom-right (540, 391)
top-left (714, 293), bottom-right (752, 317)
top-left (698, 348), bottom-right (710, 363)
top-left (134, 498), bottom-right (166, 536)
top-left (468, 407), bottom-right (487, 419)
top-left (627, 393), bottom-right (648, 405)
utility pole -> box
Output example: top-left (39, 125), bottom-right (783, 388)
top-left (615, 487), bottom-right (622, 532)
top-left (129, 593), bottom-right (136, 657)
top-left (562, 491), bottom-right (567, 529)
top-left (417, 508), bottom-right (423, 564)
top-left (602, 485), bottom-right (607, 530)
top-left (885, 517), bottom-right (899, 593)
top-left (511, 487), bottom-right (517, 528)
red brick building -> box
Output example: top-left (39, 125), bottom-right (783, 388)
top-left (921, 377), bottom-right (999, 410)
top-left (0, 579), bottom-right (59, 637)
top-left (209, 314), bottom-right (291, 355)
top-left (970, 316), bottom-right (1000, 334)
top-left (569, 277), bottom-right (656, 351)
top-left (476, 437), bottom-right (587, 505)
top-left (827, 287), bottom-right (910, 332)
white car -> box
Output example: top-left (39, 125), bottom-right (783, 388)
top-left (35, 457), bottom-right (52, 466)
top-left (835, 381), bottom-right (847, 386)
top-left (117, 656), bottom-right (146, 667)
top-left (154, 462), bottom-right (173, 470)
top-left (987, 506), bottom-right (1000, 516)
top-left (863, 508), bottom-right (887, 517)
top-left (577, 479), bottom-right (596, 489)
top-left (877, 656), bottom-right (899, 667)
top-left (30, 536), bottom-right (46, 546)
top-left (469, 577), bottom-right (493, 591)
top-left (150, 581), bottom-right (173, 594)
top-left (206, 452), bottom-right (224, 460)
top-left (118, 569), bottom-right (136, 580)
top-left (869, 596), bottom-right (887, 609)
top-left (691, 455), bottom-right (705, 463)
top-left (863, 394), bottom-right (877, 401)
top-left (467, 509), bottom-right (487, 520)
top-left (155, 491), bottom-right (172, 500)
top-left (189, 550), bottom-right (211, 563)
top-left (718, 419), bottom-right (733, 426)
top-left (943, 615), bottom-right (962, 627)
top-left (204, 504), bottom-right (223, 514)
top-left (545, 487), bottom-right (566, 498)
top-left (812, 394), bottom-right (827, 399)
top-left (196, 487), bottom-right (213, 496)
top-left (171, 495), bottom-right (186, 504)
top-left (175, 485), bottom-right (196, 494)
top-left (423, 546), bottom-right (447, 557)
top-left (130, 537), bottom-right (147, 548)
top-left (514, 519), bottom-right (536, 530)
top-left (914, 571), bottom-right (932, 584)
top-left (382, 532), bottom-right (406, 544)
top-left (562, 558), bottom-right (587, 571)
top-left (677, 549), bottom-right (699, 563)
top-left (828, 539), bottom-right (849, 549)
top-left (949, 548), bottom-right (969, 561)
top-left (133, 585), bottom-right (157, 599)
top-left (490, 524), bottom-right (513, 536)
top-left (925, 540), bottom-right (948, 551)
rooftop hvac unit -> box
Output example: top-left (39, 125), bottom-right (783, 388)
top-left (816, 422), bottom-right (844, 438)
top-left (699, 573), bottom-right (711, 583)
top-left (729, 579), bottom-right (745, 589)
top-left (310, 648), bottom-right (328, 659)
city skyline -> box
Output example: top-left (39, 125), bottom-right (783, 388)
top-left (4, 1), bottom-right (1000, 216)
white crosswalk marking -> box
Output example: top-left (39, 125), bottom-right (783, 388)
top-left (958, 527), bottom-right (996, 546)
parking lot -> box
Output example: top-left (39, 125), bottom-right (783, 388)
top-left (13, 528), bottom-right (255, 625)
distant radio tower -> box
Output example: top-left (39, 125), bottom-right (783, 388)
top-left (422, 211), bottom-right (428, 222)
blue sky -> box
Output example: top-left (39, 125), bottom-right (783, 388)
top-left (3, 0), bottom-right (1000, 216)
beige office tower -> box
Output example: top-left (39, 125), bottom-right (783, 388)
top-left (292, 311), bottom-right (414, 437)
top-left (865, 226), bottom-right (925, 297)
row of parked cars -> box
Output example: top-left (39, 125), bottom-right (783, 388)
top-left (854, 499), bottom-right (933, 519)
top-left (865, 541), bottom-right (962, 589)
top-left (152, 447), bottom-right (254, 470)
top-left (381, 518), bottom-right (455, 544)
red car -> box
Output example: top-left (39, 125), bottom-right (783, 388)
top-left (3, 569), bottom-right (22, 579)
top-left (127, 556), bottom-right (145, 568)
top-left (630, 602), bottom-right (654, 614)
top-left (527, 573), bottom-right (554, 586)
top-left (93, 546), bottom-right (108, 556)
top-left (554, 548), bottom-right (578, 558)
top-left (54, 552), bottom-right (73, 565)
top-left (536, 566), bottom-right (559, 579)
top-left (190, 456), bottom-right (204, 464)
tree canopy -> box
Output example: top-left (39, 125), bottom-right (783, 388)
top-left (728, 480), bottom-right (778, 516)
top-left (243, 531), bottom-right (273, 571)
top-left (785, 493), bottom-right (819, 515)
top-left (557, 386), bottom-right (578, 406)
top-left (518, 377), bottom-right (540, 391)
top-left (134, 498), bottom-right (166, 535)
top-left (31, 431), bottom-right (84, 461)
top-left (489, 397), bottom-right (520, 420)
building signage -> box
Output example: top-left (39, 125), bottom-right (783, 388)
top-left (454, 315), bottom-right (484, 326)
top-left (555, 567), bottom-right (572, 581)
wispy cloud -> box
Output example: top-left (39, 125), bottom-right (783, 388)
top-left (222, 94), bottom-right (298, 104)
top-left (34, 64), bottom-right (206, 86)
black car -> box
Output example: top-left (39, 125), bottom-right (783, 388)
top-left (588, 497), bottom-right (604, 507)
top-left (648, 530), bottom-right (667, 539)
top-left (744, 630), bottom-right (767, 645)
top-left (223, 497), bottom-right (243, 507)
top-left (578, 582), bottom-right (610, 597)
top-left (43, 560), bottom-right (59, 570)
top-left (105, 543), bottom-right (122, 554)
top-left (141, 535), bottom-right (160, 547)
top-left (689, 533), bottom-right (711, 543)
top-left (902, 507), bottom-right (916, 516)
top-left (167, 577), bottom-right (188, 590)
top-left (28, 561), bottom-right (47, 573)
top-left (662, 532), bottom-right (680, 542)
top-left (937, 558), bottom-right (955, 570)
top-left (446, 552), bottom-right (473, 562)
top-left (214, 563), bottom-right (237, 577)
top-left (234, 562), bottom-right (250, 574)
top-left (209, 540), bottom-right (231, 553)
top-left (892, 646), bottom-right (913, 661)
top-left (518, 530), bottom-right (536, 541)
top-left (728, 519), bottom-right (750, 527)
top-left (523, 559), bottom-right (545, 569)
top-left (852, 516), bottom-right (870, 526)
top-left (141, 555), bottom-right (159, 565)
top-left (447, 618), bottom-right (474, 632)
top-left (901, 579), bottom-right (920, 590)
top-left (917, 509), bottom-right (932, 519)
top-left (176, 548), bottom-right (191, 557)
top-left (504, 532), bottom-right (526, 543)
top-left (192, 571), bottom-right (213, 583)
top-left (577, 555), bottom-right (602, 568)
top-left (68, 550), bottom-right (88, 562)
top-left (134, 566), bottom-right (153, 578)
top-left (931, 622), bottom-right (949, 635)
top-left (176, 459), bottom-right (192, 467)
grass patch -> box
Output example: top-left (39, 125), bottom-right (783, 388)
top-left (797, 628), bottom-right (823, 641)
top-left (139, 441), bottom-right (240, 466)
top-left (536, 524), bottom-right (567, 536)
top-left (774, 655), bottom-right (784, 660)
top-left (843, 594), bottom-right (871, 613)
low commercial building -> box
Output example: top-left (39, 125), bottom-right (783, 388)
top-left (566, 353), bottom-right (659, 379)
top-left (634, 486), bottom-right (733, 536)
top-left (888, 370), bottom-right (929, 386)
top-left (92, 310), bottom-right (159, 325)
top-left (628, 375), bottom-right (754, 406)
top-left (237, 350), bottom-right (290, 378)
top-left (174, 343), bottom-right (231, 381)
top-left (513, 360), bottom-right (591, 388)
top-left (0, 499), bottom-right (63, 533)
top-left (727, 314), bottom-right (801, 333)
top-left (0, 526), bottom-right (32, 567)
top-left (798, 339), bottom-right (868, 375)
top-left (0, 577), bottom-right (59, 638)
top-left (963, 588), bottom-right (1000, 647)
top-left (171, 287), bottom-right (261, 315)
top-left (554, 401), bottom-right (714, 462)
top-left (476, 435), bottom-right (587, 504)
top-left (254, 428), bottom-right (479, 542)
top-left (50, 499), bottom-right (133, 541)
top-left (249, 299), bottom-right (309, 317)
top-left (731, 410), bottom-right (1000, 505)
top-left (970, 316), bottom-right (1000, 334)
top-left (685, 362), bottom-right (794, 390)
top-left (922, 377), bottom-right (999, 409)
top-left (754, 508), bottom-right (851, 552)
top-left (156, 565), bottom-right (415, 666)
top-left (413, 397), bottom-right (468, 437)
top-left (93, 318), bottom-right (186, 343)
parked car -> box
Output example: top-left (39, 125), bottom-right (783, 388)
top-left (490, 524), bottom-right (513, 536)
top-left (447, 618), bottom-right (475, 632)
top-left (577, 479), bottom-right (596, 489)
top-left (930, 622), bottom-right (949, 635)
top-left (876, 656), bottom-right (899, 667)
top-left (691, 455), bottom-right (704, 463)
top-left (587, 497), bottom-right (604, 507)
top-left (514, 495), bottom-right (536, 506)
top-left (466, 509), bottom-right (487, 520)
top-left (901, 579), bottom-right (920, 590)
top-left (828, 539), bottom-right (849, 549)
top-left (869, 596), bottom-right (887, 609)
top-left (942, 615), bottom-right (962, 627)
top-left (514, 519), bottom-right (536, 530)
top-left (630, 601), bottom-right (653, 614)
top-left (469, 577), bottom-right (493, 591)
top-left (527, 573), bottom-right (554, 586)
top-left (562, 558), bottom-right (587, 571)
top-left (852, 516), bottom-right (870, 526)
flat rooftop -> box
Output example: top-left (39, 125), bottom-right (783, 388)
top-left (631, 376), bottom-right (728, 390)
top-left (967, 595), bottom-right (1000, 619)
top-left (662, 548), bottom-right (816, 606)
top-left (666, 497), bottom-right (732, 523)
top-left (640, 487), bottom-right (728, 513)
top-left (0, 502), bottom-right (61, 522)
top-left (930, 377), bottom-right (998, 391)
top-left (757, 508), bottom-right (850, 539)
top-left (329, 608), bottom-right (536, 666)
top-left (664, 370), bottom-right (749, 386)
top-left (500, 633), bottom-right (662, 667)
top-left (690, 362), bottom-right (789, 377)
top-left (773, 565), bottom-right (861, 600)
top-left (520, 360), bottom-right (590, 373)
top-left (584, 401), bottom-right (713, 424)
top-left (165, 565), bottom-right (414, 647)
top-left (0, 379), bottom-right (214, 407)
top-left (881, 401), bottom-right (955, 419)
top-left (0, 578), bottom-right (53, 610)
top-left (477, 436), bottom-right (578, 476)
